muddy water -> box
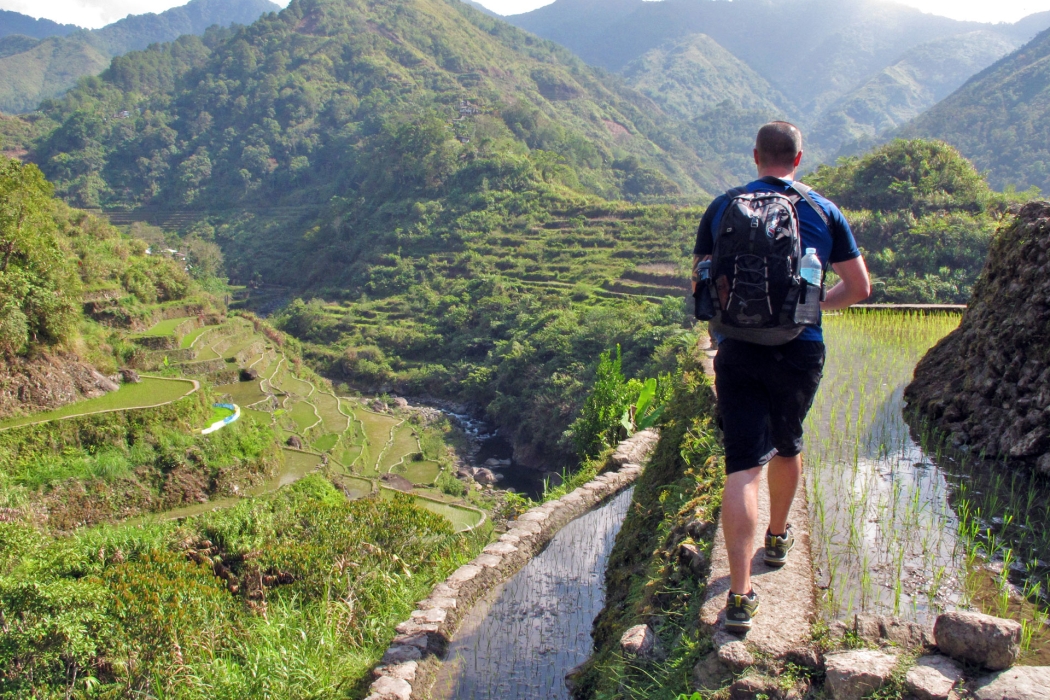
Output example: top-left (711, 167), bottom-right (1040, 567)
top-left (432, 487), bottom-right (634, 700)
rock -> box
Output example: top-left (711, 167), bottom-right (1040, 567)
top-left (369, 675), bottom-right (412, 700)
top-left (91, 370), bottom-right (120, 393)
top-left (678, 542), bottom-right (707, 574)
top-left (717, 640), bottom-right (754, 671)
top-left (473, 468), bottom-right (498, 486)
top-left (824, 649), bottom-right (898, 700)
top-left (380, 473), bottom-right (414, 492)
top-left (905, 202), bottom-right (1050, 470)
top-left (934, 611), bottom-right (1021, 670)
top-left (564, 662), bottom-right (586, 693)
top-left (906, 655), bottom-right (964, 700)
top-left (381, 645), bottom-right (422, 665)
top-left (785, 646), bottom-right (824, 672)
top-left (972, 666), bottom-right (1050, 700)
top-left (693, 652), bottom-right (731, 690)
top-left (119, 368), bottom-right (141, 383)
top-left (729, 675), bottom-right (780, 700)
top-left (686, 518), bottom-right (715, 540)
top-left (391, 397), bottom-right (409, 408)
top-left (374, 661), bottom-right (417, 682)
top-left (483, 458), bottom-right (501, 467)
top-left (852, 613), bottom-right (933, 649)
top-left (286, 435), bottom-right (303, 449)
top-left (240, 368), bottom-right (258, 381)
top-left (620, 624), bottom-right (658, 659)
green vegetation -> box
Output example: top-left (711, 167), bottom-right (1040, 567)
top-left (0, 475), bottom-right (485, 698)
top-left (0, 376), bottom-right (197, 429)
top-left (569, 347), bottom-right (724, 698)
top-left (0, 0), bottom-right (279, 114)
top-left (805, 139), bottom-right (1029, 303)
top-left (903, 25), bottom-right (1050, 194)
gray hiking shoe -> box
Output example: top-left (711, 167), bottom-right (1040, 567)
top-left (764, 524), bottom-right (795, 567)
top-left (725, 589), bottom-right (759, 632)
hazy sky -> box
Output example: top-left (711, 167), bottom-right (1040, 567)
top-left (3, 0), bottom-right (1050, 29)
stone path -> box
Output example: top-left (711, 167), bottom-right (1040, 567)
top-left (697, 335), bottom-right (817, 662)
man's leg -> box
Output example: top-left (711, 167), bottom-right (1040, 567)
top-left (723, 465), bottom-right (762, 594)
top-left (767, 453), bottom-right (801, 535)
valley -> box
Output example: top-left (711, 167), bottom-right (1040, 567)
top-left (1, 0), bottom-right (1050, 698)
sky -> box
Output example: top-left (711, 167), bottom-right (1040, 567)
top-left (2, 0), bottom-right (1050, 29)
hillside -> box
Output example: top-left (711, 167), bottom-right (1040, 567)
top-left (901, 26), bottom-right (1050, 195)
top-left (811, 30), bottom-right (1019, 160)
top-left (0, 0), bottom-right (279, 114)
top-left (804, 139), bottom-right (1015, 303)
top-left (0, 9), bottom-right (78, 40)
top-left (621, 33), bottom-right (794, 121)
top-left (506, 0), bottom-right (1050, 165)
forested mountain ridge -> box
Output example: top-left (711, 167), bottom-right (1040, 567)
top-left (0, 9), bottom-right (79, 40)
top-left (0, 0), bottom-right (279, 114)
top-left (900, 26), bottom-right (1050, 195)
top-left (505, 0), bottom-right (1050, 170)
top-left (15, 0), bottom-right (718, 467)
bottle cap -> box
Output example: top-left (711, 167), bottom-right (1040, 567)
top-left (805, 248), bottom-right (817, 256)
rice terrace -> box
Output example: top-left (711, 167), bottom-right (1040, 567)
top-left (3, 0), bottom-right (1050, 698)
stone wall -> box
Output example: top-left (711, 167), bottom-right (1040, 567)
top-left (365, 429), bottom-right (659, 700)
top-left (905, 201), bottom-right (1050, 472)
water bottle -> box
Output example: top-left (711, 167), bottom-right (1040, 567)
top-left (800, 248), bottom-right (822, 287)
top-left (794, 248), bottom-right (822, 325)
top-left (694, 259), bottom-right (715, 320)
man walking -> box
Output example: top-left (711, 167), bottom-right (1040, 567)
top-left (692, 122), bottom-right (871, 632)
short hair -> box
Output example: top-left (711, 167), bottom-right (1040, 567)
top-left (756, 122), bottom-right (803, 168)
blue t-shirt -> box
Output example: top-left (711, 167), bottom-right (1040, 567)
top-left (693, 176), bottom-right (861, 342)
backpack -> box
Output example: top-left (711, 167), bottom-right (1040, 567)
top-left (702, 182), bottom-right (829, 346)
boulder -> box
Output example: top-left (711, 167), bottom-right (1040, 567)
top-left (972, 666), bottom-right (1050, 700)
top-left (240, 368), bottom-right (259, 381)
top-left (286, 435), bottom-right (303, 450)
top-left (368, 675), bottom-right (412, 700)
top-left (91, 370), bottom-right (121, 393)
top-left (473, 468), bottom-right (498, 486)
top-left (391, 397), bottom-right (409, 408)
top-left (850, 613), bottom-right (933, 649)
top-left (905, 655), bottom-right (964, 700)
top-left (119, 368), bottom-right (141, 384)
top-left (934, 611), bottom-right (1021, 670)
top-left (380, 474), bottom-right (414, 491)
top-left (824, 650), bottom-right (898, 700)
top-left (620, 624), bottom-right (659, 659)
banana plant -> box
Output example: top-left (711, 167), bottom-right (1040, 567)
top-left (620, 377), bottom-right (665, 435)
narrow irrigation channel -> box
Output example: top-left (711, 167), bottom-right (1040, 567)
top-left (432, 488), bottom-right (635, 700)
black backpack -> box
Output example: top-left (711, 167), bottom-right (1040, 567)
top-left (702, 182), bottom-right (828, 346)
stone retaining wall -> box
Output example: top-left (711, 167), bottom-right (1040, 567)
top-left (365, 429), bottom-right (660, 700)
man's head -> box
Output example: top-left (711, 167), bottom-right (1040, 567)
top-left (754, 121), bottom-right (803, 175)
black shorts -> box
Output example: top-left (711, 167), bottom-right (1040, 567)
top-left (713, 338), bottom-right (825, 474)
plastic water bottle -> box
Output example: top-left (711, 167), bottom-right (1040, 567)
top-left (800, 248), bottom-right (822, 287)
top-left (694, 259), bottom-right (715, 320)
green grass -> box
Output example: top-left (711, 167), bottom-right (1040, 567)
top-left (379, 424), bottom-right (420, 472)
top-left (214, 379), bottom-right (268, 407)
top-left (379, 487), bottom-right (485, 532)
top-left (313, 392), bottom-right (349, 434)
top-left (207, 405), bottom-right (236, 425)
top-left (132, 316), bottom-right (195, 338)
top-left (312, 433), bottom-right (340, 452)
top-left (179, 325), bottom-right (211, 348)
top-left (356, 409), bottom-right (399, 475)
top-left (0, 377), bottom-right (198, 430)
top-left (288, 401), bottom-right (320, 434)
top-left (399, 460), bottom-right (440, 485)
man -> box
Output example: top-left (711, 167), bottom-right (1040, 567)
top-left (692, 122), bottom-right (871, 632)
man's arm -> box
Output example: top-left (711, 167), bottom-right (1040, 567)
top-left (822, 256), bottom-right (871, 311)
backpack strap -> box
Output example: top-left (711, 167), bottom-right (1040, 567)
top-left (787, 182), bottom-right (830, 227)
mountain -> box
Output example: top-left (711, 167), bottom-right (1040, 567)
top-left (621, 33), bottom-right (794, 121)
top-left (506, 0), bottom-right (1050, 164)
top-left (900, 26), bottom-right (1050, 195)
top-left (811, 30), bottom-right (1020, 159)
top-left (0, 9), bottom-right (79, 40)
top-left (0, 0), bottom-right (279, 113)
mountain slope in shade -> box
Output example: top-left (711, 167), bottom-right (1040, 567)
top-left (0, 0), bottom-right (279, 113)
top-left (811, 30), bottom-right (1020, 160)
top-left (901, 27), bottom-right (1050, 194)
top-left (0, 9), bottom-right (79, 40)
top-left (621, 33), bottom-right (794, 121)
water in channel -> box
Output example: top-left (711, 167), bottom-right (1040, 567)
top-left (432, 487), bottom-right (635, 700)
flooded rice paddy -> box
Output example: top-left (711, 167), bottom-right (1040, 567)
top-left (808, 310), bottom-right (1050, 652)
top-left (433, 488), bottom-right (635, 699)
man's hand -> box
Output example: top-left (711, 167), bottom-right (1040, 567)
top-left (822, 256), bottom-right (871, 311)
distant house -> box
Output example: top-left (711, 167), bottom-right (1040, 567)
top-left (116, 110), bottom-right (131, 119)
top-left (458, 100), bottom-right (481, 116)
